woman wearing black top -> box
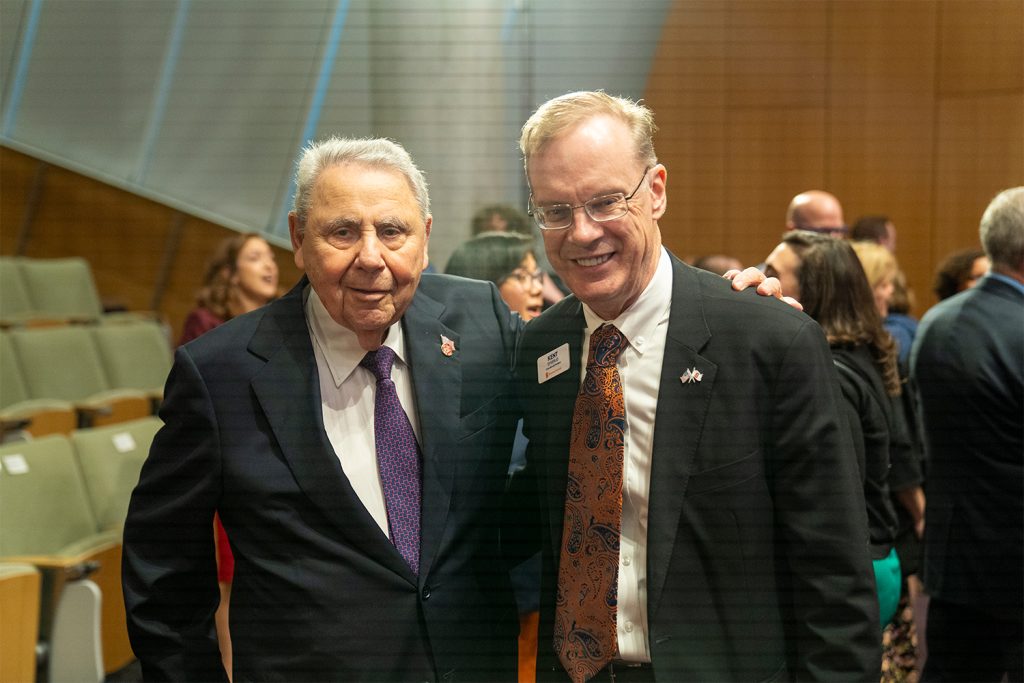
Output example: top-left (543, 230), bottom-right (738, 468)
top-left (765, 230), bottom-right (916, 628)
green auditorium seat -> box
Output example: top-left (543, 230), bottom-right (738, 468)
top-left (0, 435), bottom-right (129, 677)
top-left (0, 330), bottom-right (78, 439)
top-left (71, 416), bottom-right (161, 533)
top-left (19, 257), bottom-right (104, 324)
top-left (8, 326), bottom-right (152, 428)
top-left (90, 320), bottom-right (172, 409)
top-left (0, 256), bottom-right (37, 327)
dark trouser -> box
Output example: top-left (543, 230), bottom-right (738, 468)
top-left (922, 597), bottom-right (1023, 682)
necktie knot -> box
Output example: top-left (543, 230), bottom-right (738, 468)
top-left (361, 346), bottom-right (397, 382)
top-left (587, 324), bottom-right (627, 368)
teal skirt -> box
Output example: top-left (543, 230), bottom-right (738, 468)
top-left (873, 547), bottom-right (902, 627)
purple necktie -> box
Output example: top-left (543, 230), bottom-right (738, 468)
top-left (361, 346), bottom-right (421, 575)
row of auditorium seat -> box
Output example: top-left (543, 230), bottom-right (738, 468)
top-left (0, 320), bottom-right (173, 440)
top-left (0, 417), bottom-right (162, 682)
top-left (0, 256), bottom-right (119, 327)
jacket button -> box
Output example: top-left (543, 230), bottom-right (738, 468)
top-left (422, 586), bottom-right (431, 600)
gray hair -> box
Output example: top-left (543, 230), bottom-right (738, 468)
top-left (291, 137), bottom-right (430, 229)
top-left (979, 186), bottom-right (1024, 273)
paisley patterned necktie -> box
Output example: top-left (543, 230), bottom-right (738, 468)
top-left (361, 346), bottom-right (421, 575)
top-left (555, 323), bottom-right (627, 683)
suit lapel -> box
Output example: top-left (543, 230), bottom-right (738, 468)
top-left (529, 299), bottom-right (587, 562)
top-left (647, 258), bottom-right (717, 616)
top-left (248, 279), bottom-right (414, 583)
top-left (402, 291), bottom-right (459, 579)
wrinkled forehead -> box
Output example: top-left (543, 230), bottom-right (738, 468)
top-left (313, 162), bottom-right (424, 218)
top-left (312, 164), bottom-right (420, 213)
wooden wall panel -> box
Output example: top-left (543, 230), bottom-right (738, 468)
top-left (29, 163), bottom-right (174, 313)
top-left (939, 0), bottom-right (1024, 95)
top-left (725, 107), bottom-right (827, 265)
top-left (724, 2), bottom-right (828, 109)
top-left (24, 161), bottom-right (173, 313)
top-left (648, 0), bottom-right (1023, 314)
top-left (646, 1), bottom-right (727, 261)
top-left (933, 93), bottom-right (1024, 267)
top-left (0, 146), bottom-right (303, 340)
top-left (0, 149), bottom-right (41, 254)
top-left (829, 1), bottom-right (938, 307)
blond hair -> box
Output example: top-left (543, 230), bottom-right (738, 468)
top-left (851, 241), bottom-right (897, 290)
top-left (519, 91), bottom-right (657, 171)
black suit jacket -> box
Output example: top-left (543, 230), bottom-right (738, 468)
top-left (123, 274), bottom-right (521, 682)
top-left (910, 275), bottom-right (1024, 621)
top-left (515, 255), bottom-right (880, 681)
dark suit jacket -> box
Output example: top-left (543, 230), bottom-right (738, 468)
top-left (515, 255), bottom-right (880, 681)
top-left (910, 274), bottom-right (1024, 621)
top-left (123, 274), bottom-right (521, 682)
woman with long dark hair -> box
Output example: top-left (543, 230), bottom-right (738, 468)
top-left (765, 230), bottom-right (911, 629)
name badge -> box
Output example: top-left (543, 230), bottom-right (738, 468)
top-left (537, 343), bottom-right (570, 384)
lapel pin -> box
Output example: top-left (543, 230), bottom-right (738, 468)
top-left (440, 335), bottom-right (456, 357)
top-left (680, 367), bottom-right (703, 384)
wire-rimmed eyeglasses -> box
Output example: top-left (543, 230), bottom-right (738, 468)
top-left (501, 268), bottom-right (544, 288)
top-left (528, 166), bottom-right (651, 231)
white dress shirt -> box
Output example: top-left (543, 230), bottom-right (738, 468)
top-left (304, 286), bottom-right (422, 537)
top-left (578, 246), bottom-right (672, 663)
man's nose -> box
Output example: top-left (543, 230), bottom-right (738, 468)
top-left (566, 206), bottom-right (603, 242)
top-left (355, 233), bottom-right (385, 266)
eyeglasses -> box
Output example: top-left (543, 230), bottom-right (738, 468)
top-left (799, 225), bottom-right (849, 238)
top-left (502, 268), bottom-right (544, 287)
top-left (528, 166), bottom-right (651, 231)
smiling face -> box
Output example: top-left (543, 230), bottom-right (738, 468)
top-left (498, 252), bottom-right (544, 320)
top-left (232, 236), bottom-right (279, 309)
top-left (527, 115), bottom-right (666, 320)
top-left (289, 163), bottom-right (431, 350)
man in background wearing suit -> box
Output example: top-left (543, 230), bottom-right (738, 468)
top-left (513, 91), bottom-right (880, 681)
top-left (911, 186), bottom-right (1023, 682)
top-left (123, 137), bottom-right (521, 681)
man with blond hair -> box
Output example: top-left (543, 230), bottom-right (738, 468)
top-left (513, 91), bottom-right (880, 682)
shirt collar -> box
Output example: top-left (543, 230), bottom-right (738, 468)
top-left (986, 272), bottom-right (1024, 296)
top-left (581, 246), bottom-right (672, 355)
top-left (304, 285), bottom-right (409, 387)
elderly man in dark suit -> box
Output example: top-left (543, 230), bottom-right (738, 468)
top-left (123, 137), bottom-right (521, 681)
top-left (513, 91), bottom-right (880, 682)
top-left (911, 186), bottom-right (1024, 682)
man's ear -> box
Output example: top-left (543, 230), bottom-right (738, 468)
top-left (650, 164), bottom-right (667, 220)
top-left (288, 212), bottom-right (305, 270)
top-left (422, 215), bottom-right (432, 269)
